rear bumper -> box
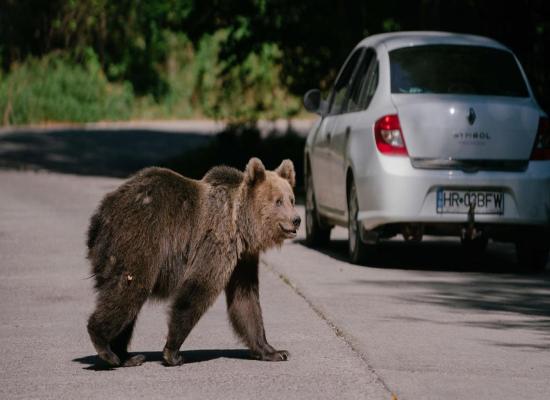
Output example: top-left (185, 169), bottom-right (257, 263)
top-left (355, 157), bottom-right (550, 231)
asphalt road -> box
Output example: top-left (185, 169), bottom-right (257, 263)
top-left (0, 119), bottom-right (311, 177)
top-left (0, 171), bottom-right (388, 400)
top-left (1, 169), bottom-right (549, 399)
top-left (266, 231), bottom-right (550, 400)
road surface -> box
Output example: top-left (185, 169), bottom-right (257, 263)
top-left (1, 169), bottom-right (549, 399)
top-left (0, 171), bottom-right (387, 400)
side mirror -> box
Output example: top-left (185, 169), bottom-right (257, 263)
top-left (303, 89), bottom-right (326, 115)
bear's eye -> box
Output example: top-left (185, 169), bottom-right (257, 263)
top-left (290, 197), bottom-right (295, 206)
top-left (275, 198), bottom-right (283, 207)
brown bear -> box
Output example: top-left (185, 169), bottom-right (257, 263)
top-left (86, 157), bottom-right (300, 367)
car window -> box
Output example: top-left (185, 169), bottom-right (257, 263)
top-left (328, 49), bottom-right (363, 115)
top-left (358, 61), bottom-right (379, 109)
top-left (390, 45), bottom-right (529, 97)
top-left (345, 49), bottom-right (377, 113)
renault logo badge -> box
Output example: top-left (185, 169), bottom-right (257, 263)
top-left (467, 108), bottom-right (476, 125)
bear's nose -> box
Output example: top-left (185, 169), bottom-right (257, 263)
top-left (292, 215), bottom-right (301, 228)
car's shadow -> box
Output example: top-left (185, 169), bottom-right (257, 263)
top-left (0, 128), bottom-right (212, 177)
top-left (298, 237), bottom-right (540, 274)
top-left (298, 237), bottom-right (550, 348)
top-left (73, 349), bottom-right (252, 370)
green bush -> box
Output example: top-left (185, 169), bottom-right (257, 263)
top-left (131, 31), bottom-right (199, 119)
top-left (0, 32), bottom-right (303, 125)
top-left (0, 51), bottom-right (133, 125)
top-left (191, 31), bottom-right (301, 122)
top-left (133, 31), bottom-right (302, 122)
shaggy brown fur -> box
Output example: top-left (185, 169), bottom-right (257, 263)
top-left (86, 158), bottom-right (300, 367)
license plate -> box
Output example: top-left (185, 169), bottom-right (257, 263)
top-left (436, 189), bottom-right (504, 214)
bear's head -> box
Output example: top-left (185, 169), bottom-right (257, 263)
top-left (241, 157), bottom-right (301, 251)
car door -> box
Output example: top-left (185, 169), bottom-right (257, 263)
top-left (315, 48), bottom-right (364, 215)
top-left (329, 48), bottom-right (377, 214)
top-left (309, 117), bottom-right (333, 208)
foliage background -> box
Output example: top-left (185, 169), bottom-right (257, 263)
top-left (0, 0), bottom-right (549, 125)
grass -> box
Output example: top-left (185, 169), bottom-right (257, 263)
top-left (0, 33), bottom-right (304, 126)
top-left (0, 52), bottom-right (134, 125)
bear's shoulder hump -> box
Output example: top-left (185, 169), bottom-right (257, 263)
top-left (203, 166), bottom-right (243, 187)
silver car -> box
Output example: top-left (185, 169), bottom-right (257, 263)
top-left (303, 31), bottom-right (550, 271)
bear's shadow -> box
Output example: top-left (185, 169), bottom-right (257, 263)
top-left (73, 349), bottom-right (252, 370)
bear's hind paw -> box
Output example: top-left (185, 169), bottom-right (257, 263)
top-left (97, 349), bottom-right (121, 367)
top-left (122, 354), bottom-right (146, 367)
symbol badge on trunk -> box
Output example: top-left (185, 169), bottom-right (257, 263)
top-left (467, 108), bottom-right (476, 125)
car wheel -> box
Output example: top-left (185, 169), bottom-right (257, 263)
top-left (516, 234), bottom-right (549, 273)
top-left (461, 235), bottom-right (488, 256)
top-left (347, 180), bottom-right (370, 264)
top-left (305, 170), bottom-right (331, 247)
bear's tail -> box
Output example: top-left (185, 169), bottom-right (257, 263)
top-left (87, 212), bottom-right (102, 252)
top-left (86, 211), bottom-right (111, 289)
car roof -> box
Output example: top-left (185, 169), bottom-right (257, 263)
top-left (357, 31), bottom-right (510, 52)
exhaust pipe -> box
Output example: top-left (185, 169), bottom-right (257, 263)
top-left (402, 224), bottom-right (424, 242)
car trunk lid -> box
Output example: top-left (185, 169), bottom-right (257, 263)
top-left (392, 95), bottom-right (539, 167)
top-left (388, 44), bottom-right (540, 170)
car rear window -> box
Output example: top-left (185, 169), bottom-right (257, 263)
top-left (390, 45), bottom-right (529, 97)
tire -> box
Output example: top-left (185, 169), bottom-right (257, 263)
top-left (516, 234), bottom-right (549, 274)
top-left (461, 235), bottom-right (488, 256)
top-left (347, 180), bottom-right (370, 264)
top-left (305, 170), bottom-right (331, 247)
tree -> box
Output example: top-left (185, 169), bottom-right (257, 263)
top-left (1, 0), bottom-right (548, 110)
top-left (183, 0), bottom-right (550, 110)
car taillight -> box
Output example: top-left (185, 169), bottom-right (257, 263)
top-left (531, 117), bottom-right (550, 160)
top-left (374, 114), bottom-right (408, 156)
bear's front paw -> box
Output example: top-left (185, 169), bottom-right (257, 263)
top-left (256, 350), bottom-right (290, 361)
top-left (163, 348), bottom-right (184, 366)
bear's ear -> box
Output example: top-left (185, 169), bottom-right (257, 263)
top-left (245, 157), bottom-right (266, 186)
top-left (275, 159), bottom-right (296, 187)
